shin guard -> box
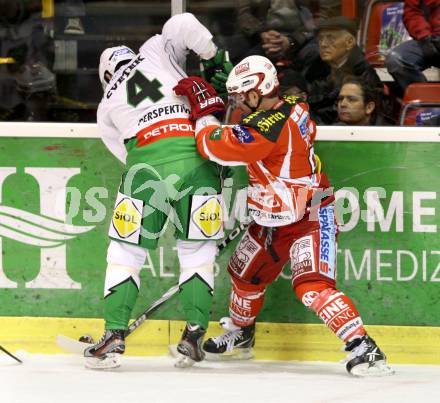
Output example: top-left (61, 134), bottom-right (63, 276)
top-left (179, 263), bottom-right (214, 330)
top-left (229, 278), bottom-right (266, 327)
top-left (311, 289), bottom-right (366, 342)
top-left (295, 282), bottom-right (366, 343)
top-left (103, 264), bottom-right (140, 330)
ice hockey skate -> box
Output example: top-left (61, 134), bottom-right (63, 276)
top-left (84, 329), bottom-right (125, 369)
top-left (343, 334), bottom-right (394, 377)
top-left (174, 323), bottom-right (206, 368)
top-left (202, 317), bottom-right (255, 361)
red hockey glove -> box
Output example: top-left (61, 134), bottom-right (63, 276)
top-left (174, 76), bottom-right (225, 120)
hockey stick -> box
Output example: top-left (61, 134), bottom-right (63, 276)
top-left (0, 345), bottom-right (22, 364)
top-left (126, 284), bottom-right (179, 336)
top-left (123, 222), bottom-right (247, 338)
top-left (125, 222), bottom-right (246, 337)
top-left (57, 222), bottom-right (248, 354)
top-left (217, 222), bottom-right (247, 252)
top-left (56, 284), bottom-right (179, 355)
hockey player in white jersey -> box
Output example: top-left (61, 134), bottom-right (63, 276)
top-left (84, 13), bottom-right (230, 369)
top-left (98, 45), bottom-right (136, 91)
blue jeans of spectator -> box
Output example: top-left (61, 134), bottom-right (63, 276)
top-left (386, 39), bottom-right (440, 97)
top-left (64, 0), bottom-right (86, 17)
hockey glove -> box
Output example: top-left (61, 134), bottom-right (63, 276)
top-left (174, 76), bottom-right (225, 120)
top-left (209, 64), bottom-right (233, 100)
top-left (201, 49), bottom-right (234, 100)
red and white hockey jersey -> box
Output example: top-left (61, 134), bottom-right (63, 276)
top-left (195, 96), bottom-right (331, 226)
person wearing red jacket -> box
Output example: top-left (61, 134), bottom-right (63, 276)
top-left (385, 0), bottom-right (440, 96)
top-left (173, 55), bottom-right (394, 377)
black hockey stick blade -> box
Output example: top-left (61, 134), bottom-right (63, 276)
top-left (0, 345), bottom-right (22, 364)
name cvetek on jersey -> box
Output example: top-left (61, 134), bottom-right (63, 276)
top-left (105, 55), bottom-right (145, 99)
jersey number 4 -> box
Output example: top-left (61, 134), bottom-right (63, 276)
top-left (127, 71), bottom-right (164, 107)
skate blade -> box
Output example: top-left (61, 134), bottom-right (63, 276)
top-left (85, 353), bottom-right (121, 370)
top-left (204, 348), bottom-right (254, 361)
top-left (174, 353), bottom-right (196, 368)
top-left (170, 344), bottom-right (253, 362)
top-left (349, 361), bottom-right (395, 377)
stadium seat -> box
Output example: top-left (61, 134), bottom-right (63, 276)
top-left (360, 0), bottom-right (410, 67)
top-left (399, 83), bottom-right (440, 126)
top-left (342, 0), bottom-right (358, 19)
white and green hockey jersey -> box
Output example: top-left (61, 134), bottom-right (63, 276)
top-left (97, 13), bottom-right (217, 166)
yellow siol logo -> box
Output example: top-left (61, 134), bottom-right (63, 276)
top-left (112, 197), bottom-right (142, 238)
top-left (192, 197), bottom-right (222, 237)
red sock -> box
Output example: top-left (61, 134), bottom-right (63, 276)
top-left (229, 278), bottom-right (266, 327)
top-left (295, 282), bottom-right (366, 342)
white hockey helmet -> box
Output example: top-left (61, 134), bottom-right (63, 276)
top-left (99, 46), bottom-right (136, 90)
top-left (226, 55), bottom-right (279, 97)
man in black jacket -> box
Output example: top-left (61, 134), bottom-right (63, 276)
top-left (305, 16), bottom-right (383, 124)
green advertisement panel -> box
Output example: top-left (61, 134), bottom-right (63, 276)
top-left (0, 137), bottom-right (439, 326)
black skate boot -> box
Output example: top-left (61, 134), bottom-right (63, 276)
top-left (344, 334), bottom-right (394, 377)
top-left (175, 323), bottom-right (206, 368)
top-left (203, 317), bottom-right (255, 360)
top-left (84, 329), bottom-right (125, 369)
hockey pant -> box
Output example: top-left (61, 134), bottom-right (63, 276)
top-left (227, 205), bottom-right (366, 343)
top-left (103, 239), bottom-right (216, 330)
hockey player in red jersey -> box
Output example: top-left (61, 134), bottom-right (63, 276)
top-left (173, 55), bottom-right (394, 377)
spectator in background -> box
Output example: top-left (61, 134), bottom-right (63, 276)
top-left (235, 0), bottom-right (331, 74)
top-left (236, 1), bottom-right (313, 59)
top-left (335, 76), bottom-right (392, 126)
top-left (305, 16), bottom-right (383, 124)
top-left (385, 0), bottom-right (440, 98)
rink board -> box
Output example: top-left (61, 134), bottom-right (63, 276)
top-left (1, 316), bottom-right (440, 365)
top-left (0, 124), bottom-right (440, 364)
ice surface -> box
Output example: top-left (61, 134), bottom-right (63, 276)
top-left (1, 353), bottom-right (439, 403)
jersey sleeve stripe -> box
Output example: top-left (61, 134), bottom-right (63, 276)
top-left (201, 135), bottom-right (247, 167)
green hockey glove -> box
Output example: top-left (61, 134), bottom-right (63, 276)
top-left (200, 49), bottom-right (234, 99)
